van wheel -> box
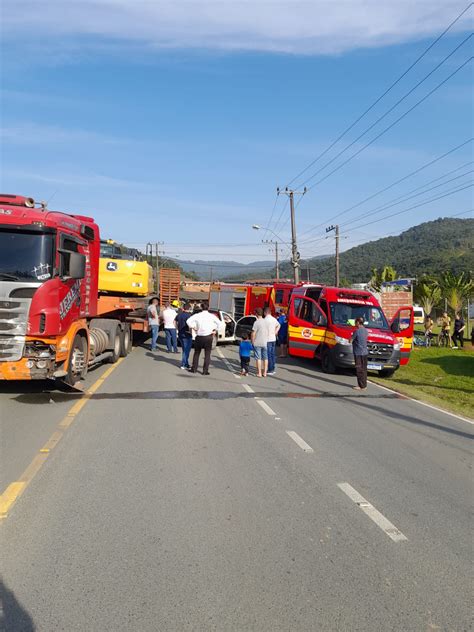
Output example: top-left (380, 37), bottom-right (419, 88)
top-left (321, 348), bottom-right (336, 374)
top-left (379, 368), bottom-right (395, 378)
top-left (120, 325), bottom-right (132, 357)
top-left (65, 334), bottom-right (88, 385)
top-left (108, 327), bottom-right (121, 363)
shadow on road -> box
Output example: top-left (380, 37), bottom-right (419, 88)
top-left (347, 397), bottom-right (474, 442)
top-left (0, 580), bottom-right (35, 632)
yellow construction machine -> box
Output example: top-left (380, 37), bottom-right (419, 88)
top-left (99, 240), bottom-right (153, 297)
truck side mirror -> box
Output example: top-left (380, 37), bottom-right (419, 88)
top-left (391, 320), bottom-right (401, 334)
top-left (68, 252), bottom-right (86, 279)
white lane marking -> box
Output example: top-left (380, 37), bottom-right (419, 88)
top-left (369, 380), bottom-right (474, 426)
top-left (255, 399), bottom-right (277, 416)
top-left (286, 431), bottom-right (314, 453)
top-left (337, 482), bottom-right (408, 543)
top-left (216, 347), bottom-right (240, 378)
top-left (242, 384), bottom-right (254, 393)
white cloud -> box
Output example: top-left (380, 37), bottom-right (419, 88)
top-left (0, 122), bottom-right (122, 145)
top-left (2, 0), bottom-right (470, 56)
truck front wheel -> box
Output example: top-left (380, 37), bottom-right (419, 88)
top-left (65, 334), bottom-right (88, 385)
top-left (321, 348), bottom-right (336, 374)
top-left (378, 368), bottom-right (396, 378)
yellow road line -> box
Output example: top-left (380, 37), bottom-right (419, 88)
top-left (0, 482), bottom-right (26, 518)
top-left (0, 356), bottom-right (126, 520)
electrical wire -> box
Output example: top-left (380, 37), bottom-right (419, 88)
top-left (295, 33), bottom-right (473, 189)
top-left (298, 138), bottom-right (473, 238)
top-left (299, 168), bottom-right (473, 243)
top-left (285, 2), bottom-right (473, 188)
top-left (305, 56), bottom-right (473, 192)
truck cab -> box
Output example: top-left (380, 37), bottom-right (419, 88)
top-left (288, 285), bottom-right (413, 377)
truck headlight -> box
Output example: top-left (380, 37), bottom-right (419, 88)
top-left (393, 341), bottom-right (401, 350)
top-left (335, 335), bottom-right (351, 346)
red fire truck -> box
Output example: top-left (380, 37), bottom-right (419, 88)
top-left (209, 281), bottom-right (295, 320)
top-left (288, 285), bottom-right (413, 377)
top-left (0, 194), bottom-right (151, 385)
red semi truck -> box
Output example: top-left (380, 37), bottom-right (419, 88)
top-left (0, 194), bottom-right (150, 385)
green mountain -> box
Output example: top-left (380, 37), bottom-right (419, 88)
top-left (234, 218), bottom-right (473, 284)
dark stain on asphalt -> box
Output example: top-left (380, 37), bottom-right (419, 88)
top-left (12, 389), bottom-right (403, 404)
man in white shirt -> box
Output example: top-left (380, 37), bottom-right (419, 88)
top-left (264, 306), bottom-right (280, 375)
top-left (161, 303), bottom-right (178, 353)
top-left (186, 302), bottom-right (220, 375)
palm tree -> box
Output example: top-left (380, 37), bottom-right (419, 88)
top-left (439, 271), bottom-right (474, 313)
top-left (415, 281), bottom-right (441, 316)
top-left (369, 265), bottom-right (398, 291)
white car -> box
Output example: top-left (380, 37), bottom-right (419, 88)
top-left (210, 310), bottom-right (256, 344)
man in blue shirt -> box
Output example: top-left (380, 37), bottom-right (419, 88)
top-left (176, 303), bottom-right (193, 370)
top-left (352, 317), bottom-right (368, 390)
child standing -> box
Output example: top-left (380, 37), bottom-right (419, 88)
top-left (239, 333), bottom-right (253, 376)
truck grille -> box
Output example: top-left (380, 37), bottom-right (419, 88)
top-left (0, 282), bottom-right (39, 361)
top-left (367, 342), bottom-right (394, 362)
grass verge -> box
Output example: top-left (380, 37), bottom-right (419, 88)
top-left (370, 345), bottom-right (474, 419)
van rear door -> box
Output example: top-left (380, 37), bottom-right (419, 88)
top-left (390, 306), bottom-right (414, 365)
top-left (288, 296), bottom-right (327, 358)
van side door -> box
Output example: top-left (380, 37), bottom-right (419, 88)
top-left (390, 306), bottom-right (414, 365)
top-left (288, 296), bottom-right (327, 358)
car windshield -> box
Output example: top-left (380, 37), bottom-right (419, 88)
top-left (0, 230), bottom-right (55, 282)
top-left (330, 301), bottom-right (389, 330)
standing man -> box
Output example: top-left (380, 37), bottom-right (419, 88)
top-left (161, 302), bottom-right (178, 353)
top-left (176, 303), bottom-right (193, 369)
top-left (264, 306), bottom-right (280, 376)
top-left (147, 297), bottom-right (160, 352)
top-left (277, 310), bottom-right (288, 358)
top-left (438, 312), bottom-right (452, 347)
top-left (251, 308), bottom-right (269, 378)
top-left (452, 311), bottom-right (465, 349)
top-left (187, 302), bottom-right (220, 375)
top-left (352, 316), bottom-right (368, 391)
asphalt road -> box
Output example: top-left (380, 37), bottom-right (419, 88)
top-left (1, 336), bottom-right (472, 631)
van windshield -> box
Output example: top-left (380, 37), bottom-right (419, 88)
top-left (330, 302), bottom-right (389, 329)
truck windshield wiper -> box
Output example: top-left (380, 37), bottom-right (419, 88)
top-left (0, 273), bottom-right (21, 281)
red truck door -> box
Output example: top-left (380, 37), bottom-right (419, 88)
top-left (288, 295), bottom-right (327, 359)
top-left (390, 306), bottom-right (414, 365)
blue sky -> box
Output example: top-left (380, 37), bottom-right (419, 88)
top-left (1, 1), bottom-right (472, 268)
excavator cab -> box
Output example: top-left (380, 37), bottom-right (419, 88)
top-left (99, 240), bottom-right (153, 297)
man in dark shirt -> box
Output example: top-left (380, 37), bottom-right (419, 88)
top-left (452, 312), bottom-right (465, 349)
top-left (176, 303), bottom-right (193, 370)
top-left (352, 317), bottom-right (368, 390)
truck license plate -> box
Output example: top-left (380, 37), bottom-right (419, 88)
top-left (367, 363), bottom-right (382, 370)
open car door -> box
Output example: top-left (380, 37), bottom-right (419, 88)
top-left (288, 296), bottom-right (327, 359)
top-left (390, 306), bottom-right (414, 366)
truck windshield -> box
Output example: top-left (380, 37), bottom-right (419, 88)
top-left (330, 302), bottom-right (389, 330)
top-left (0, 230), bottom-right (55, 282)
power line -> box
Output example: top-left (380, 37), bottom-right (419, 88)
top-left (298, 138), bottom-right (473, 238)
top-left (285, 2), bottom-right (474, 188)
top-left (262, 192), bottom-right (280, 241)
top-left (300, 167), bottom-right (473, 242)
top-left (347, 182), bottom-right (473, 232)
top-left (296, 33), bottom-right (473, 189)
top-left (305, 56), bottom-right (473, 192)
top-left (300, 183), bottom-right (473, 247)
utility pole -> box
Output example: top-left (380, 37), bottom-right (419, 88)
top-left (326, 224), bottom-right (340, 287)
top-left (262, 239), bottom-right (279, 280)
top-left (277, 186), bottom-right (306, 284)
top-left (306, 261), bottom-right (310, 282)
top-left (154, 241), bottom-right (164, 294)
